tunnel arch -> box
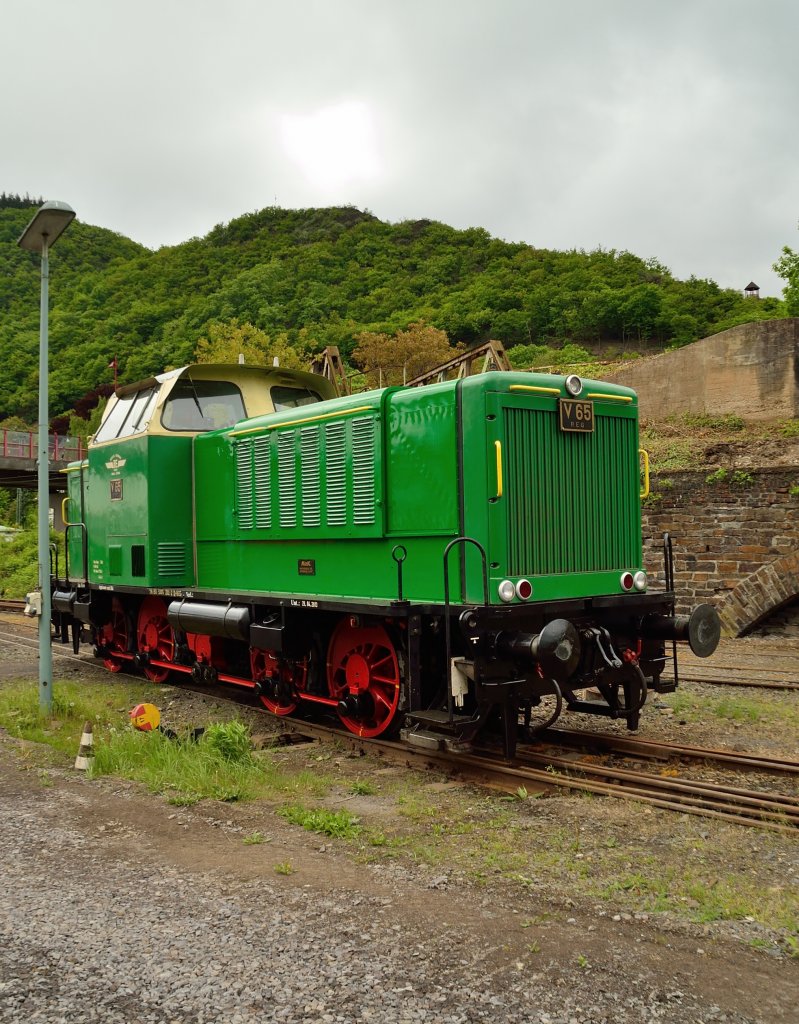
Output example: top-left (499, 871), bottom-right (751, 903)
top-left (716, 552), bottom-right (799, 637)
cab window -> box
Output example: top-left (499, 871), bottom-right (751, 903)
top-left (161, 379), bottom-right (246, 431)
top-left (271, 385), bottom-right (323, 411)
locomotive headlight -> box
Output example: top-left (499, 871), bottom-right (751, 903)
top-left (515, 579), bottom-right (533, 601)
top-left (633, 570), bottom-right (647, 592)
top-left (620, 572), bottom-right (634, 591)
top-left (498, 580), bottom-right (516, 603)
top-left (564, 374), bottom-right (583, 397)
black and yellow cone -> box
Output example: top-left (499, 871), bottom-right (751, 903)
top-left (74, 721), bottom-right (94, 771)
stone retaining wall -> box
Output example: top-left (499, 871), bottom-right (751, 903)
top-left (606, 318), bottom-right (799, 421)
top-left (640, 468), bottom-right (799, 635)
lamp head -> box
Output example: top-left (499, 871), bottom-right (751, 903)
top-left (17, 201), bottom-right (76, 253)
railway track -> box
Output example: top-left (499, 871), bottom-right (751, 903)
top-left (664, 639), bottom-right (799, 691)
top-left (1, 626), bottom-right (797, 832)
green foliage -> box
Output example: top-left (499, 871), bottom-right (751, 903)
top-left (678, 412), bottom-right (745, 432)
top-left (774, 243), bottom-right (799, 316)
top-left (278, 804), bottom-right (361, 838)
top-left (350, 780), bottom-right (376, 795)
top-left (1, 204), bottom-right (787, 423)
top-left (705, 468), bottom-right (753, 487)
top-left (201, 720), bottom-right (253, 763)
top-left (194, 318), bottom-right (314, 369)
top-left (0, 522), bottom-right (49, 598)
top-left (353, 322), bottom-right (457, 386)
top-left (505, 342), bottom-right (593, 370)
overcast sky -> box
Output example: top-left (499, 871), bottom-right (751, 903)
top-left (3, 0), bottom-right (797, 296)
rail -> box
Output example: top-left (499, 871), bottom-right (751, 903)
top-left (1, 429), bottom-right (86, 462)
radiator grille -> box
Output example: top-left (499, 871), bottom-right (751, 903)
top-left (235, 441), bottom-right (254, 530)
top-left (503, 407), bottom-right (639, 575)
top-left (325, 421), bottom-right (347, 526)
top-left (351, 417), bottom-right (376, 525)
top-left (300, 426), bottom-right (321, 526)
top-left (158, 542), bottom-right (186, 577)
top-left (253, 436), bottom-right (272, 528)
top-left (277, 432), bottom-right (297, 528)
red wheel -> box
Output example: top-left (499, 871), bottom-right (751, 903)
top-left (99, 597), bottom-right (130, 672)
top-left (327, 620), bottom-right (401, 738)
top-left (136, 596), bottom-right (175, 683)
top-left (250, 649), bottom-right (302, 716)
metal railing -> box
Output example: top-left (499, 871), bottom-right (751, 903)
top-left (1, 429), bottom-right (86, 462)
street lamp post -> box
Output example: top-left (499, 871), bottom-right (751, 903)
top-left (18, 201), bottom-right (76, 714)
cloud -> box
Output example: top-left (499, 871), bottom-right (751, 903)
top-left (2, 0), bottom-right (796, 295)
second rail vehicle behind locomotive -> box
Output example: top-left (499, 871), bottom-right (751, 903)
top-left (54, 362), bottom-right (720, 755)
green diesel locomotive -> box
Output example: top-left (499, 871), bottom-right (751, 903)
top-left (54, 362), bottom-right (719, 755)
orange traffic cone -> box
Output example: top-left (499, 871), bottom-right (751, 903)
top-left (74, 721), bottom-right (94, 771)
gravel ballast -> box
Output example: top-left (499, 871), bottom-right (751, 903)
top-left (0, 740), bottom-right (795, 1024)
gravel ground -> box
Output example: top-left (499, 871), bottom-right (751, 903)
top-left (1, 739), bottom-right (796, 1024)
top-left (0, 622), bottom-right (797, 1023)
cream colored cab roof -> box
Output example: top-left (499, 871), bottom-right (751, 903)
top-left (90, 363), bottom-right (337, 448)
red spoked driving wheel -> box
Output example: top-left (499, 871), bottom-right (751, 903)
top-left (100, 596), bottom-right (130, 672)
top-left (327, 620), bottom-right (401, 738)
top-left (250, 648), bottom-right (304, 716)
top-left (136, 596), bottom-right (175, 683)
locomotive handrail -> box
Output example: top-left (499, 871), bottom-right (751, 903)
top-left (64, 523), bottom-right (88, 585)
top-left (639, 448), bottom-right (650, 499)
top-left (494, 441), bottom-right (503, 499)
top-left (391, 545), bottom-right (408, 604)
top-left (442, 536), bottom-right (489, 723)
top-left (48, 542), bottom-right (59, 584)
top-left (663, 532), bottom-right (678, 689)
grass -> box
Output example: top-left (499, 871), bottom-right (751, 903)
top-left (0, 677), bottom-right (335, 806)
top-left (278, 805), bottom-right (362, 839)
top-left (639, 413), bottom-right (795, 474)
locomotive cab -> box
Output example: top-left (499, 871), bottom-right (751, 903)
top-left (64, 364), bottom-right (336, 590)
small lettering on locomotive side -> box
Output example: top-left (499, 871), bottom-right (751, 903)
top-left (290, 599), bottom-right (319, 608)
top-left (298, 559), bottom-right (316, 576)
top-left (110, 478), bottom-right (123, 500)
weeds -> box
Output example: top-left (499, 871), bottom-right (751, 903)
top-left (350, 780), bottom-right (376, 796)
top-left (278, 805), bottom-right (361, 839)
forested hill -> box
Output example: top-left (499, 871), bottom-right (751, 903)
top-left (0, 201), bottom-right (785, 424)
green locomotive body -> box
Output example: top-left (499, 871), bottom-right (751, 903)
top-left (56, 362), bottom-right (719, 753)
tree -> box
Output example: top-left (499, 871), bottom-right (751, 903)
top-left (774, 244), bottom-right (799, 316)
top-left (352, 322), bottom-right (459, 387)
top-left (194, 319), bottom-right (314, 370)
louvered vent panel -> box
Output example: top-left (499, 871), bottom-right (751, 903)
top-left (351, 417), bottom-right (376, 525)
top-left (235, 441), bottom-right (254, 530)
top-left (325, 421), bottom-right (347, 526)
top-left (158, 542), bottom-right (186, 577)
top-left (277, 432), bottom-right (297, 528)
top-left (253, 436), bottom-right (272, 529)
top-left (504, 408), bottom-right (639, 576)
top-left (300, 426), bottom-right (321, 526)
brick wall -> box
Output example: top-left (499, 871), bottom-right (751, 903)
top-left (640, 469), bottom-right (799, 635)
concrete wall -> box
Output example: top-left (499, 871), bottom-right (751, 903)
top-left (641, 468), bottom-right (799, 636)
top-left (607, 319), bottom-right (799, 421)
